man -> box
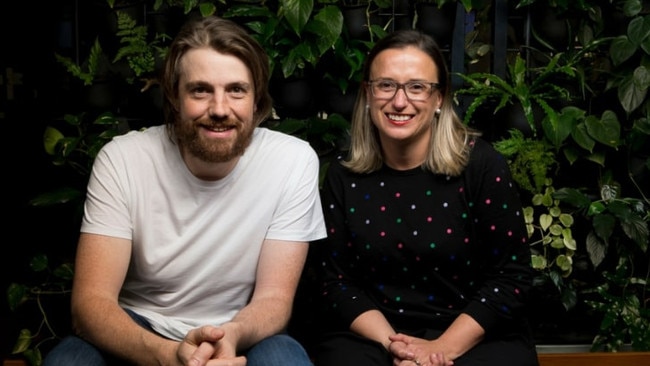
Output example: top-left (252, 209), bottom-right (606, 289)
top-left (44, 16), bottom-right (325, 366)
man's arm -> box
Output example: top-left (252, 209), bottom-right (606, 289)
top-left (71, 233), bottom-right (178, 364)
top-left (218, 238), bottom-right (309, 353)
top-left (71, 233), bottom-right (202, 365)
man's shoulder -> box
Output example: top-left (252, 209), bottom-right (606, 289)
top-left (105, 125), bottom-right (166, 150)
top-left (254, 127), bottom-right (312, 152)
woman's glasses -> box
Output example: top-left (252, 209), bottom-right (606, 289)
top-left (367, 79), bottom-right (440, 101)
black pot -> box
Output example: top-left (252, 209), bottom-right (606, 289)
top-left (415, 3), bottom-right (454, 48)
top-left (530, 5), bottom-right (571, 51)
top-left (272, 78), bottom-right (317, 119)
top-left (324, 84), bottom-right (359, 121)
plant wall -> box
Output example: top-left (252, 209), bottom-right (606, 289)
top-left (3, 1), bottom-right (649, 364)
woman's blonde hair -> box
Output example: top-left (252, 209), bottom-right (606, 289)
top-left (343, 30), bottom-right (480, 176)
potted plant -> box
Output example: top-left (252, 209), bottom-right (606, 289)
top-left (454, 51), bottom-right (577, 139)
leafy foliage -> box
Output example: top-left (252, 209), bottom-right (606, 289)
top-left (113, 11), bottom-right (171, 83)
top-left (7, 255), bottom-right (74, 366)
top-left (54, 38), bottom-right (104, 86)
top-left (455, 53), bottom-right (575, 137)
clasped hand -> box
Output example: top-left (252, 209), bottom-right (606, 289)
top-left (389, 333), bottom-right (454, 366)
top-left (177, 325), bottom-right (246, 366)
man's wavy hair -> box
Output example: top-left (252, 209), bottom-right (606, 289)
top-left (161, 16), bottom-right (273, 136)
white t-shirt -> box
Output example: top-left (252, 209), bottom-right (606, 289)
top-left (81, 125), bottom-right (326, 340)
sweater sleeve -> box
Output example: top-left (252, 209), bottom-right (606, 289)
top-left (314, 157), bottom-right (379, 328)
top-left (461, 139), bottom-right (535, 334)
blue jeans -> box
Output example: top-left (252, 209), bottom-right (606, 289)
top-left (43, 309), bottom-right (313, 366)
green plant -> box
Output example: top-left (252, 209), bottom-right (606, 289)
top-left (54, 38), bottom-right (105, 86)
top-left (7, 111), bottom-right (126, 365)
top-left (454, 52), bottom-right (576, 136)
top-left (225, 0), bottom-right (344, 79)
top-left (492, 129), bottom-right (578, 310)
top-left (7, 255), bottom-right (74, 366)
top-left (583, 258), bottom-right (650, 351)
top-left (554, 171), bottom-right (649, 351)
top-left (112, 11), bottom-right (171, 84)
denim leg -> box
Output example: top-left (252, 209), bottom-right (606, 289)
top-left (42, 309), bottom-right (152, 366)
top-left (245, 334), bottom-right (313, 366)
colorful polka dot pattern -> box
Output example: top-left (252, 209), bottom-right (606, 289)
top-left (316, 138), bottom-right (535, 331)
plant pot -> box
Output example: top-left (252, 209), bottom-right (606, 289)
top-left (530, 4), bottom-right (571, 51)
top-left (323, 84), bottom-right (359, 121)
top-left (271, 77), bottom-right (317, 119)
top-left (342, 5), bottom-right (383, 40)
top-left (415, 3), bottom-right (455, 48)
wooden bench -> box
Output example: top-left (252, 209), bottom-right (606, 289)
top-left (538, 351), bottom-right (650, 366)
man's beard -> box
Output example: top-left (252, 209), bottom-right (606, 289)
top-left (175, 117), bottom-right (254, 163)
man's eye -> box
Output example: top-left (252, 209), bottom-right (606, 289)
top-left (227, 85), bottom-right (249, 98)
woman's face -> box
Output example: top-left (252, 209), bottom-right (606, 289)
top-left (366, 46), bottom-right (442, 148)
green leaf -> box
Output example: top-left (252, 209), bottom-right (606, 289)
top-left (588, 201), bottom-right (606, 215)
top-left (563, 236), bottom-right (577, 251)
top-left (593, 213), bottom-right (615, 242)
top-left (6, 283), bottom-right (28, 311)
top-left (626, 15), bottom-right (650, 47)
top-left (309, 6), bottom-right (343, 56)
top-left (559, 213), bottom-right (574, 227)
top-left (30, 254), bottom-right (49, 272)
top-left (531, 254), bottom-right (547, 270)
top-left (610, 35), bottom-right (637, 66)
top-left (281, 0), bottom-right (313, 35)
top-left (540, 214), bottom-right (553, 230)
top-left (585, 151), bottom-right (606, 166)
top-left (622, 0), bottom-right (643, 16)
top-left (618, 69), bottom-right (648, 114)
top-left (43, 127), bottom-right (65, 156)
top-left (544, 106), bottom-right (581, 147)
top-left (553, 187), bottom-right (591, 208)
top-left (550, 223), bottom-right (563, 236)
top-left (23, 348), bottom-right (42, 366)
top-left (585, 110), bottom-right (620, 148)
top-left (54, 263), bottom-right (75, 281)
top-left (198, 2), bottom-right (216, 17)
top-left (11, 329), bottom-right (32, 354)
top-left (556, 254), bottom-right (573, 272)
top-left (29, 187), bottom-right (84, 207)
top-left (586, 230), bottom-right (607, 268)
top-left (571, 122), bottom-right (596, 152)
top-left (601, 184), bottom-right (620, 201)
top-left (619, 212), bottom-right (649, 250)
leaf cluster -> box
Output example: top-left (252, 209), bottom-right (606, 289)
top-left (224, 0), bottom-right (344, 79)
top-left (455, 53), bottom-right (575, 136)
top-left (7, 254), bottom-right (74, 366)
top-left (113, 11), bottom-right (171, 83)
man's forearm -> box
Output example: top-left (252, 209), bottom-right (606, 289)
top-left (221, 296), bottom-right (294, 352)
top-left (72, 297), bottom-right (176, 365)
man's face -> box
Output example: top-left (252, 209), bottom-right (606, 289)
top-left (175, 48), bottom-right (256, 163)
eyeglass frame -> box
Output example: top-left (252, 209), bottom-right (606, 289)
top-left (366, 79), bottom-right (442, 101)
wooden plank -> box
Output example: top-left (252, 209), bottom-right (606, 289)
top-left (538, 352), bottom-right (650, 366)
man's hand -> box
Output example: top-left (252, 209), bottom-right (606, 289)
top-left (178, 326), bottom-right (246, 366)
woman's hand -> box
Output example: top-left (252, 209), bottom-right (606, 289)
top-left (389, 333), bottom-right (454, 366)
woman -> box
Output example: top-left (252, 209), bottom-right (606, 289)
top-left (311, 30), bottom-right (539, 366)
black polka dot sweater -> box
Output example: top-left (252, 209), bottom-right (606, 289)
top-left (314, 138), bottom-right (535, 335)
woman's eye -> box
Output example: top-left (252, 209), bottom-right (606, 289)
top-left (378, 81), bottom-right (395, 90)
top-left (408, 83), bottom-right (426, 92)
